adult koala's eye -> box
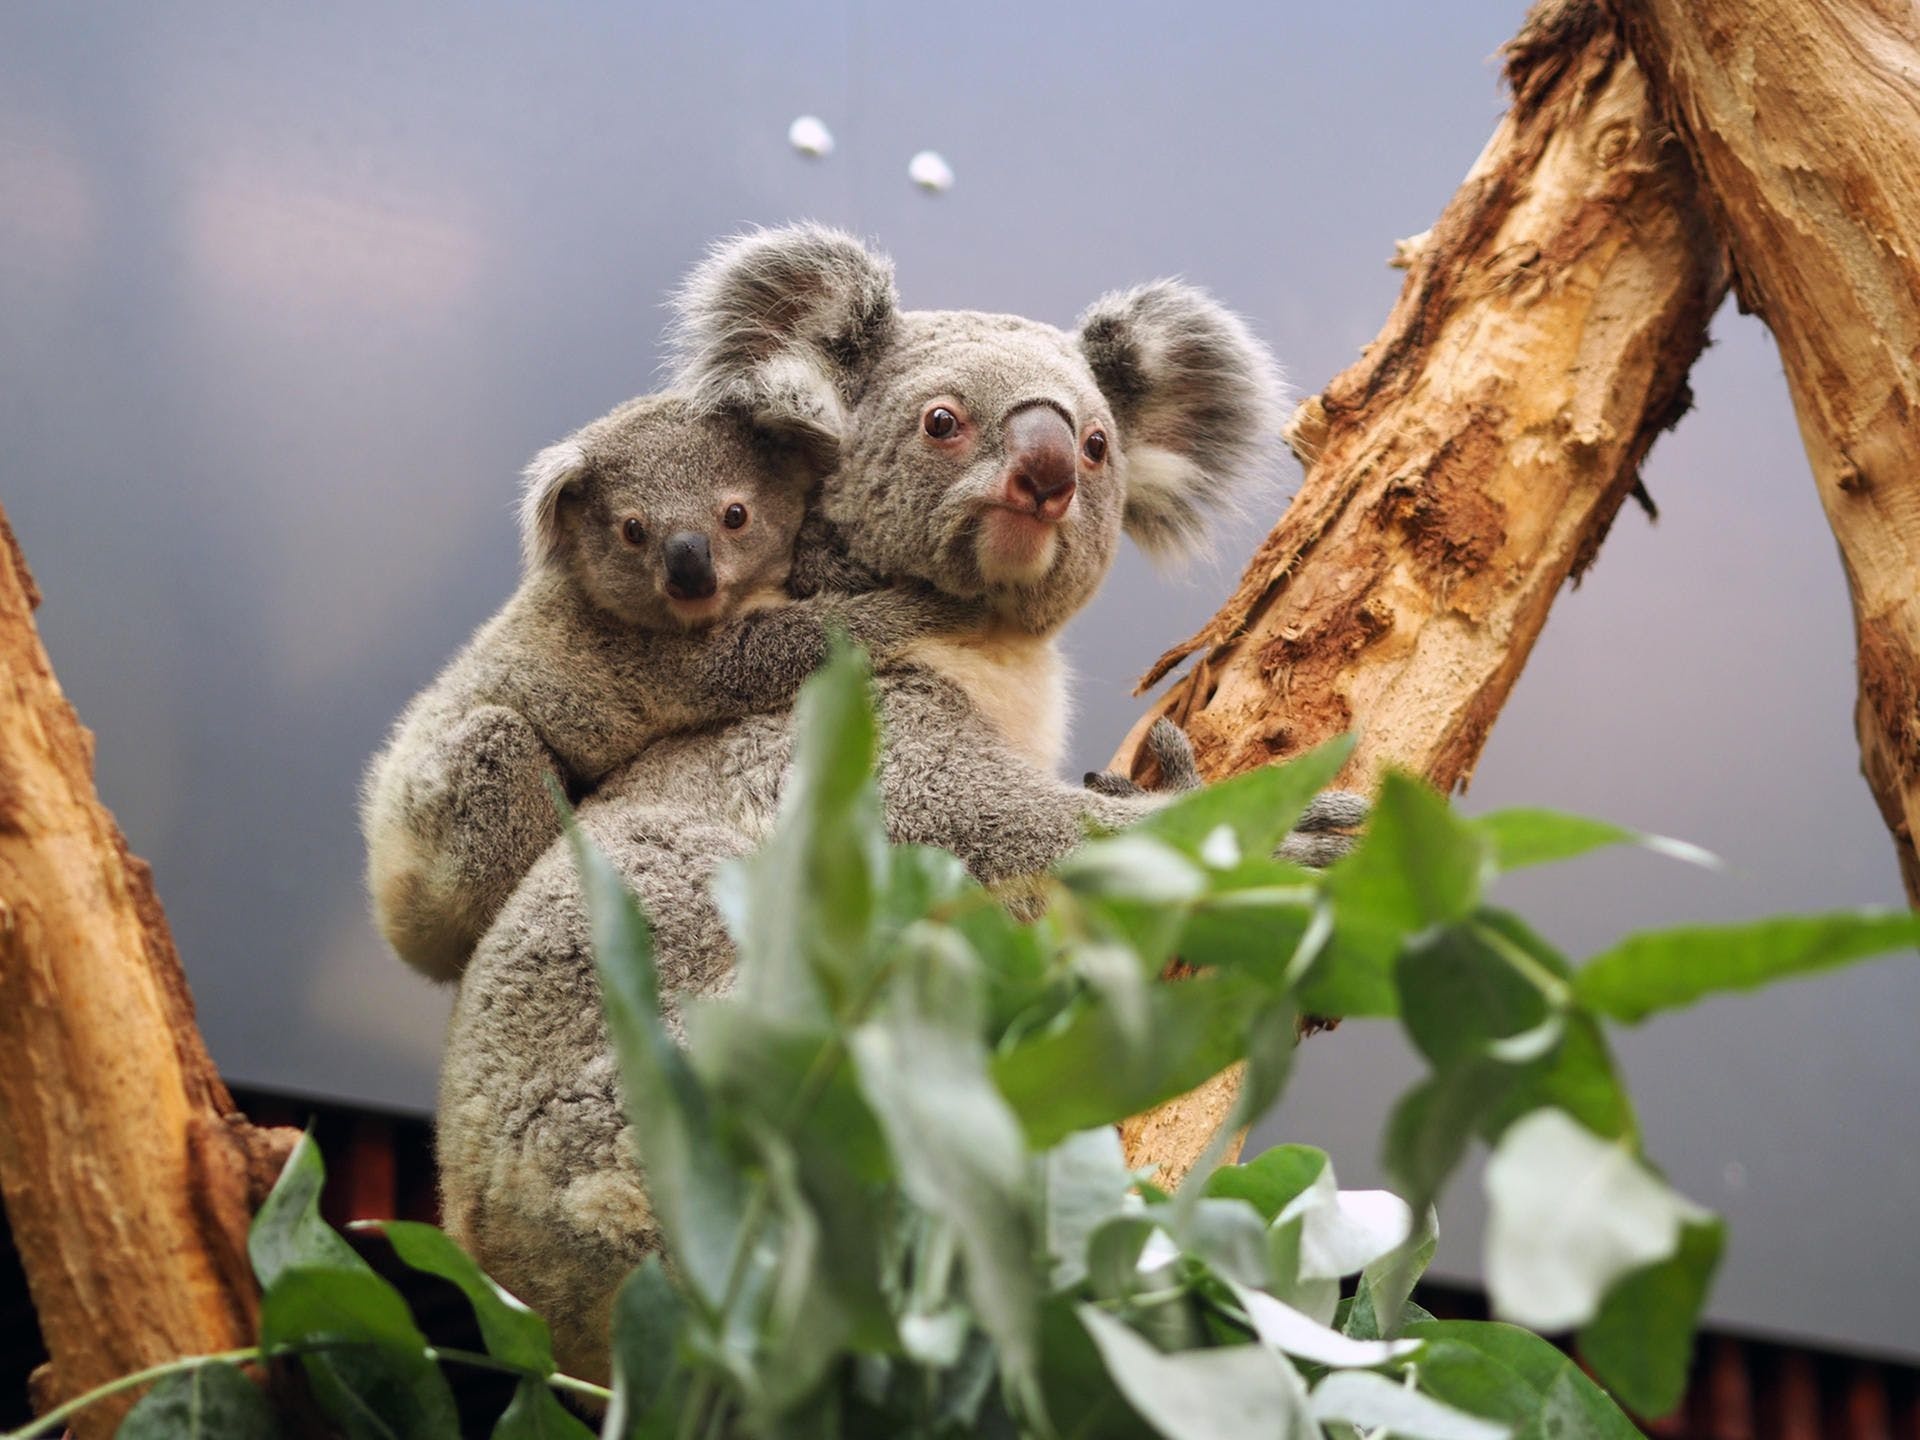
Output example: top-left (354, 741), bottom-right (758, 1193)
top-left (924, 406), bottom-right (959, 440)
top-left (1083, 430), bottom-right (1108, 464)
top-left (621, 517), bottom-right (646, 546)
top-left (723, 503), bottom-right (748, 530)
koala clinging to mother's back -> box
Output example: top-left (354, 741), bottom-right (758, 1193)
top-left (669, 223), bottom-right (1285, 777)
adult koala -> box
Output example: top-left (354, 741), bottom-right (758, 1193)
top-left (438, 226), bottom-right (1341, 1378)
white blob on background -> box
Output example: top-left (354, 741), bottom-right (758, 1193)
top-left (787, 115), bottom-right (834, 158)
top-left (908, 149), bottom-right (955, 193)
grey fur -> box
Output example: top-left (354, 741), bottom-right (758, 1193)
top-left (437, 226), bottom-right (1321, 1381)
top-left (363, 393), bottom-right (970, 982)
top-left (1083, 716), bottom-right (1204, 797)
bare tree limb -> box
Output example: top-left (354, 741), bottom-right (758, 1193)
top-left (1614, 0), bottom-right (1920, 903)
top-left (0, 504), bottom-right (298, 1437)
top-left (1115, 0), bottom-right (1728, 1181)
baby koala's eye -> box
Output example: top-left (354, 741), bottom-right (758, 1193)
top-left (1083, 430), bottom-right (1108, 464)
top-left (723, 503), bottom-right (748, 530)
top-left (620, 517), bottom-right (646, 546)
top-left (924, 407), bottom-right (959, 440)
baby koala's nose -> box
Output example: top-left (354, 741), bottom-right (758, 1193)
top-left (1003, 405), bottom-right (1078, 522)
top-left (663, 532), bottom-right (717, 600)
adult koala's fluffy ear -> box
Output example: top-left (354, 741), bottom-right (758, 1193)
top-left (1078, 281), bottom-right (1286, 561)
top-left (669, 224), bottom-right (898, 462)
top-left (518, 437), bottom-right (587, 571)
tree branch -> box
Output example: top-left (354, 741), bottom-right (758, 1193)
top-left (1116, 0), bottom-right (1728, 1181)
top-left (1613, 0), bottom-right (1920, 904)
top-left (0, 503), bottom-right (298, 1437)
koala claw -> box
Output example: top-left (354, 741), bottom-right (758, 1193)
top-left (1294, 789), bottom-right (1371, 833)
top-left (1081, 718), bottom-right (1204, 798)
top-left (1278, 788), bottom-right (1370, 870)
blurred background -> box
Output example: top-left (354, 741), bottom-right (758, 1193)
top-left (3, 1), bottom-right (1913, 1363)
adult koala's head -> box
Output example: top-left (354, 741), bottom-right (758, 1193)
top-left (669, 225), bottom-right (1285, 634)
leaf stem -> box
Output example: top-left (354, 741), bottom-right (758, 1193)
top-left (0, 1347), bottom-right (262, 1440)
top-left (424, 1347), bottom-right (614, 1403)
top-left (1475, 919), bottom-right (1574, 1007)
top-left (2, 1340), bottom-right (616, 1440)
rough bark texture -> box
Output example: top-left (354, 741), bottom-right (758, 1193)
top-left (1614, 0), bottom-right (1920, 903)
top-left (1117, 0), bottom-right (1729, 1181)
top-left (0, 504), bottom-right (297, 1437)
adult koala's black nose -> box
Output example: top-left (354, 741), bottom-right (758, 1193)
top-left (663, 532), bottom-right (716, 599)
top-left (1003, 405), bottom-right (1078, 521)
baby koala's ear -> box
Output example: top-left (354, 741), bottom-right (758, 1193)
top-left (668, 224), bottom-right (898, 464)
top-left (518, 438), bottom-right (588, 571)
top-left (1077, 280), bottom-right (1287, 563)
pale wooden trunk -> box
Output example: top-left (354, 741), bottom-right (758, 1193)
top-left (1616, 0), bottom-right (1920, 903)
top-left (0, 506), bottom-right (297, 1437)
top-left (1115, 1), bottom-right (1730, 1180)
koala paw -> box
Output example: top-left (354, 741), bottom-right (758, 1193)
top-left (1083, 718), bottom-right (1202, 797)
top-left (1276, 789), bottom-right (1371, 869)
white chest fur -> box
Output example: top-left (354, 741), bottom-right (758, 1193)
top-left (901, 628), bottom-right (1069, 774)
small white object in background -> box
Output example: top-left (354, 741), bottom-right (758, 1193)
top-left (908, 149), bottom-right (955, 193)
top-left (788, 115), bottom-right (834, 158)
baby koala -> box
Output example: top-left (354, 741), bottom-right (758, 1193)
top-left (362, 393), bottom-right (962, 983)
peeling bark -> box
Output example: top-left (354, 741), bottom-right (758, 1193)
top-left (0, 504), bottom-right (298, 1437)
top-left (1117, 0), bottom-right (1728, 1182)
top-left (1614, 0), bottom-right (1920, 902)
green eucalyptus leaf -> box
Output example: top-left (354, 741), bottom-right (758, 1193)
top-left (1226, 1281), bottom-right (1419, 1367)
top-left (1085, 1214), bottom-right (1162, 1303)
top-left (713, 640), bottom-right (887, 1020)
top-left (1205, 1146), bottom-right (1327, 1224)
top-left (117, 1361), bottom-right (276, 1440)
top-left (850, 926), bottom-right (1040, 1395)
top-left (1041, 1127), bottom-right (1137, 1291)
top-left (754, 1128), bottom-right (860, 1410)
top-left (248, 1130), bottom-right (358, 1286)
top-left (1176, 871), bottom-right (1316, 978)
top-left (565, 820), bottom-right (747, 1311)
top-left (1137, 734), bottom-right (1355, 859)
top-left (1577, 1217), bottom-right (1724, 1420)
top-left (1309, 1371), bottom-right (1509, 1440)
top-left (1277, 1173), bottom-right (1413, 1283)
top-left (1346, 1202), bottom-right (1438, 1340)
top-left (1077, 1306), bottom-right (1316, 1440)
top-left (257, 1265), bottom-right (430, 1355)
top-left (1396, 923), bottom-right (1558, 1069)
top-left (1406, 1321), bottom-right (1639, 1438)
top-left (1037, 1298), bottom-right (1160, 1440)
top-left (993, 974), bottom-right (1262, 1148)
top-left (1488, 1010), bottom-right (1636, 1145)
top-left (1175, 1198), bottom-right (1275, 1288)
top-left (1575, 909), bottom-right (1920, 1022)
top-left (248, 1135), bottom-right (460, 1440)
top-left (1059, 832), bottom-right (1208, 906)
top-left (1472, 809), bottom-right (1715, 874)
top-left (491, 1378), bottom-right (595, 1440)
top-left (294, 1342), bottom-right (458, 1440)
top-left (360, 1220), bottom-right (554, 1375)
top-left (603, 1258), bottom-right (686, 1439)
top-left (682, 1001), bottom-right (891, 1183)
top-left (1299, 770), bottom-right (1490, 1018)
top-left (1483, 1109), bottom-right (1707, 1332)
top-left (1383, 1061), bottom-right (1515, 1206)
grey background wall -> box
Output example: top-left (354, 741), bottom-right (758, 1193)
top-left (4, 1), bottom-right (1913, 1360)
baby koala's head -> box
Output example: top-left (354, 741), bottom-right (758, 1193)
top-left (519, 394), bottom-right (816, 630)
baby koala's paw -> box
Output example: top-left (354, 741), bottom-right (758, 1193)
top-left (1082, 718), bottom-right (1202, 797)
top-left (1276, 789), bottom-right (1370, 869)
